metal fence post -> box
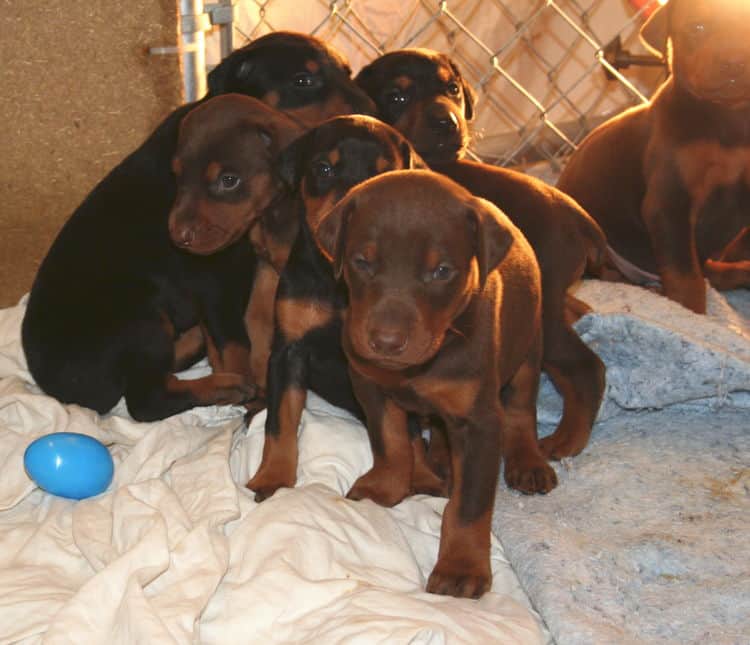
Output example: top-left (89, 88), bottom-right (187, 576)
top-left (180, 0), bottom-right (210, 101)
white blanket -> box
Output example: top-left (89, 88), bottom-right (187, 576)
top-left (0, 299), bottom-right (544, 644)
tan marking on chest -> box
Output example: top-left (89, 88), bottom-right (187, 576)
top-left (277, 298), bottom-right (335, 342)
top-left (412, 376), bottom-right (481, 418)
top-left (676, 142), bottom-right (750, 210)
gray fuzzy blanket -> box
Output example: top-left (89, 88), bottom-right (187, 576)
top-left (493, 282), bottom-right (750, 645)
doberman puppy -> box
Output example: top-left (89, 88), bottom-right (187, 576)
top-left (557, 0), bottom-right (750, 314)
top-left (245, 115), bottom-right (439, 501)
top-left (357, 48), bottom-right (607, 459)
top-left (22, 32), bottom-right (373, 422)
top-left (314, 170), bottom-right (556, 598)
top-left (167, 94), bottom-right (303, 390)
top-left (355, 49), bottom-right (476, 164)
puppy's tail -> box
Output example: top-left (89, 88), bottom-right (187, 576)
top-left (576, 209), bottom-right (607, 277)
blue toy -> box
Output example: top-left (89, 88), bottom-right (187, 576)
top-left (24, 432), bottom-right (114, 500)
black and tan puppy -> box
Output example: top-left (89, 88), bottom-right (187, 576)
top-left (22, 32), bottom-right (373, 421)
top-left (245, 116), bottom-right (441, 501)
top-left (558, 0), bottom-right (750, 313)
top-left (315, 170), bottom-right (556, 598)
top-left (357, 48), bottom-right (606, 459)
top-left (355, 49), bottom-right (476, 163)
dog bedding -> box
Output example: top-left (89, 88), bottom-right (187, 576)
top-left (2, 281), bottom-right (748, 644)
top-left (494, 282), bottom-right (750, 645)
top-left (0, 297), bottom-right (544, 644)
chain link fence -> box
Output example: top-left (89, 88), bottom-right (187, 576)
top-left (205, 0), bottom-right (666, 174)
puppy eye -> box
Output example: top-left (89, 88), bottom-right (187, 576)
top-left (313, 160), bottom-right (334, 178)
top-left (430, 263), bottom-right (455, 282)
top-left (352, 254), bottom-right (373, 275)
top-left (447, 82), bottom-right (461, 96)
top-left (386, 89), bottom-right (409, 105)
top-left (219, 173), bottom-right (240, 191)
top-left (689, 22), bottom-right (706, 37)
top-left (293, 72), bottom-right (315, 88)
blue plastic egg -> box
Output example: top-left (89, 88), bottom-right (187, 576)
top-left (24, 432), bottom-right (114, 500)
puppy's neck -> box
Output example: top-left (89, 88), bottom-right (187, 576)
top-left (660, 79), bottom-right (750, 145)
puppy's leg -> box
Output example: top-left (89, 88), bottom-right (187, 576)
top-left (426, 409), bottom-right (501, 599)
top-left (501, 335), bottom-right (558, 494)
top-left (125, 313), bottom-right (255, 422)
top-left (245, 260), bottom-right (280, 392)
top-left (408, 416), bottom-right (448, 497)
top-left (539, 296), bottom-right (605, 460)
top-left (347, 369), bottom-right (412, 507)
top-left (643, 176), bottom-right (707, 312)
top-left (246, 330), bottom-right (307, 502)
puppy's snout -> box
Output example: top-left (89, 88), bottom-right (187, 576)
top-left (366, 301), bottom-right (413, 357)
top-left (173, 224), bottom-right (196, 248)
top-left (368, 326), bottom-right (408, 356)
top-left (427, 109), bottom-right (459, 135)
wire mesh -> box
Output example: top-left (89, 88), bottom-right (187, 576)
top-left (205, 0), bottom-right (667, 172)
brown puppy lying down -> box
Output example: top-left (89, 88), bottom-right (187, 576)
top-left (315, 170), bottom-right (556, 599)
top-left (558, 0), bottom-right (750, 314)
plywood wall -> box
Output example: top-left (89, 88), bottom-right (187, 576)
top-left (0, 0), bottom-right (183, 306)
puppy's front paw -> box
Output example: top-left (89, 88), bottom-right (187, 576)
top-left (426, 557), bottom-right (491, 599)
top-left (504, 453), bottom-right (557, 494)
top-left (347, 466), bottom-right (410, 507)
top-left (211, 373), bottom-right (257, 405)
top-left (246, 467), bottom-right (295, 502)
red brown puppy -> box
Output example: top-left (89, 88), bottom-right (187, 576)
top-left (356, 48), bottom-right (607, 459)
top-left (315, 170), bottom-right (556, 598)
top-left (168, 94), bottom-right (303, 387)
top-left (557, 0), bottom-right (750, 313)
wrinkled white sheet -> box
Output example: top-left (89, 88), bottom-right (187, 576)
top-left (0, 299), bottom-right (544, 645)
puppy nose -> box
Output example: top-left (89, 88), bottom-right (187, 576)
top-left (429, 111), bottom-right (459, 135)
top-left (368, 327), bottom-right (408, 356)
top-left (175, 225), bottom-right (195, 248)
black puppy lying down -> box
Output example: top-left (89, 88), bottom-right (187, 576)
top-left (22, 32), bottom-right (373, 421)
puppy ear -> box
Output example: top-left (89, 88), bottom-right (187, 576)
top-left (449, 60), bottom-right (477, 121)
top-left (639, 3), bottom-right (670, 58)
top-left (461, 80), bottom-right (478, 121)
top-left (256, 111), bottom-right (305, 158)
top-left (467, 197), bottom-right (515, 286)
top-left (314, 197), bottom-right (355, 279)
top-left (274, 129), bottom-right (313, 189)
top-left (354, 62), bottom-right (377, 98)
top-left (208, 52), bottom-right (256, 96)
